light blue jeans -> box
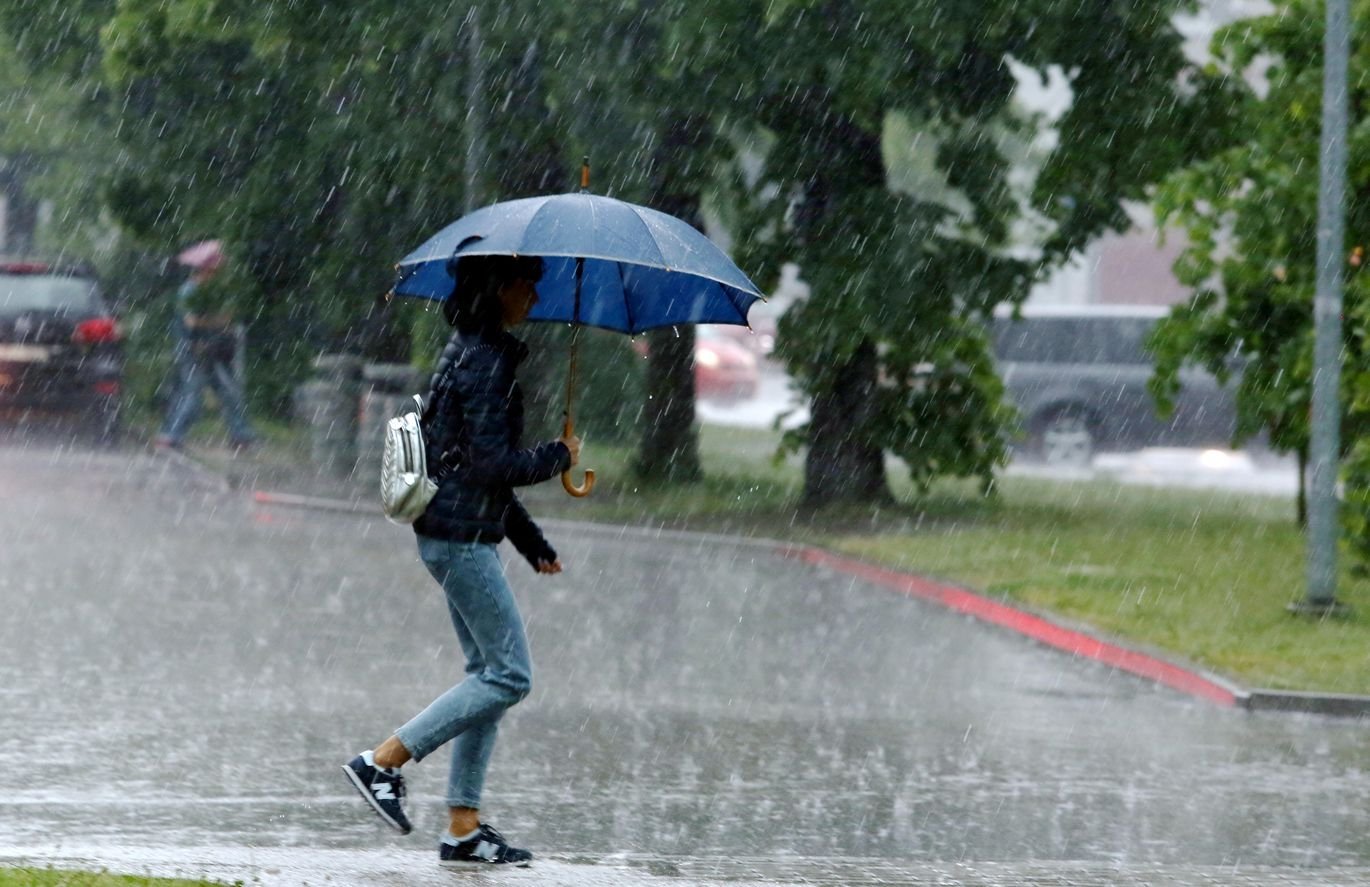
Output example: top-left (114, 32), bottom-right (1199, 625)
top-left (160, 342), bottom-right (255, 445)
top-left (395, 536), bottom-right (532, 809)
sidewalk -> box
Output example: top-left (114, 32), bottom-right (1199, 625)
top-left (14, 440), bottom-right (1370, 887)
top-left (9, 846), bottom-right (1370, 887)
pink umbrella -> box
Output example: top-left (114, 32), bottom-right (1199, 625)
top-left (175, 239), bottom-right (224, 270)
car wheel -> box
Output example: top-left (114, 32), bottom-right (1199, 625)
top-left (1037, 410), bottom-right (1095, 468)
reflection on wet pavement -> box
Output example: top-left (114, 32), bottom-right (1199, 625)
top-left (2, 444), bottom-right (1369, 885)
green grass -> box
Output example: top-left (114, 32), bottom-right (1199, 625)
top-left (527, 424), bottom-right (810, 530)
top-left (827, 479), bottom-right (1369, 693)
top-left (0, 869), bottom-right (226, 886)
top-left (533, 424), bottom-right (1370, 694)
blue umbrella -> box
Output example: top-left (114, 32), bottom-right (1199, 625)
top-left (390, 166), bottom-right (764, 496)
top-left (392, 196), bottom-right (763, 333)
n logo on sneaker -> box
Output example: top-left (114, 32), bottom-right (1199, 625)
top-left (371, 782), bottom-right (396, 801)
top-left (474, 840), bottom-right (498, 861)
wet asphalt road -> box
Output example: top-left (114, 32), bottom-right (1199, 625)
top-left (3, 441), bottom-right (1370, 885)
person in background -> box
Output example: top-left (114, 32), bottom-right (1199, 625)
top-left (155, 240), bottom-right (255, 451)
top-left (342, 253), bottom-right (580, 869)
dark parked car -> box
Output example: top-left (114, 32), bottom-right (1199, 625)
top-left (991, 304), bottom-right (1238, 466)
top-left (0, 261), bottom-right (123, 441)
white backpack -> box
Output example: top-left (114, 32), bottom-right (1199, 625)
top-left (380, 394), bottom-right (439, 524)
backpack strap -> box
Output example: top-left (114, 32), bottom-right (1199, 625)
top-left (419, 355), bottom-right (459, 424)
top-left (422, 354), bottom-right (466, 481)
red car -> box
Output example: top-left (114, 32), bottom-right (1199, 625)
top-left (693, 327), bottom-right (760, 402)
top-left (632, 326), bottom-right (761, 403)
top-left (707, 317), bottom-right (776, 358)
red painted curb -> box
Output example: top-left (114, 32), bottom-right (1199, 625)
top-left (783, 546), bottom-right (1240, 707)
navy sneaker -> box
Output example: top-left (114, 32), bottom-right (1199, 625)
top-left (439, 823), bottom-right (533, 867)
top-left (342, 750), bottom-right (412, 834)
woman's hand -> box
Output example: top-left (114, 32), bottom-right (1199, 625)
top-left (535, 559), bottom-right (563, 574)
top-left (559, 433), bottom-right (583, 466)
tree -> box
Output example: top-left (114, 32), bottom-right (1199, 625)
top-left (3, 1), bottom-right (690, 442)
top-left (0, 3), bottom-right (190, 424)
top-left (1149, 0), bottom-right (1370, 566)
top-left (707, 0), bottom-right (1222, 507)
top-left (0, 1), bottom-right (120, 258)
top-left (2, 0), bottom-right (1219, 499)
top-left (0, 1), bottom-right (591, 416)
top-left (533, 1), bottom-right (735, 481)
top-left (92, 1), bottom-right (478, 409)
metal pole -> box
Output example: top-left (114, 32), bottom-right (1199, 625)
top-left (463, 3), bottom-right (484, 214)
top-left (1296, 0), bottom-right (1351, 617)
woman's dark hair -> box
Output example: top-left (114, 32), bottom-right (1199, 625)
top-left (442, 254), bottom-right (544, 332)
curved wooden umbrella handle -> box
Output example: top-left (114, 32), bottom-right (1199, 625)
top-left (562, 466), bottom-right (595, 497)
top-left (560, 415), bottom-right (594, 497)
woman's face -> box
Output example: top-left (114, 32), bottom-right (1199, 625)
top-left (499, 277), bottom-right (540, 327)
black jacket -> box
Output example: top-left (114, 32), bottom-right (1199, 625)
top-left (413, 328), bottom-right (571, 568)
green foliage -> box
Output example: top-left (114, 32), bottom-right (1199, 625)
top-left (1341, 281), bottom-right (1370, 570)
top-left (1150, 0), bottom-right (1370, 567)
top-left (710, 0), bottom-right (1207, 502)
top-left (1029, 1), bottom-right (1241, 260)
top-left (880, 319), bottom-right (1018, 494)
top-left (830, 476), bottom-right (1368, 693)
top-left (0, 9), bottom-right (126, 261)
top-left (1, 0), bottom-right (600, 421)
top-left (520, 326), bottom-right (646, 446)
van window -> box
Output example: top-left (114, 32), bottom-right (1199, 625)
top-left (993, 316), bottom-right (1155, 365)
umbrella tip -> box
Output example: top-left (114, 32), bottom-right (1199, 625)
top-left (580, 157), bottom-right (590, 192)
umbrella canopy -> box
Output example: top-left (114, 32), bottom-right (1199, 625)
top-left (392, 193), bottom-right (763, 333)
top-left (175, 239), bottom-right (224, 270)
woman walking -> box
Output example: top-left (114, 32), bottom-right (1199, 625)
top-left (343, 253), bottom-right (579, 868)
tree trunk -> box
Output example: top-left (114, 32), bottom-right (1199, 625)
top-left (0, 155), bottom-right (39, 256)
top-left (635, 116), bottom-right (707, 482)
top-left (788, 107), bottom-right (890, 508)
top-left (802, 337), bottom-right (892, 508)
top-left (636, 325), bottom-right (701, 481)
